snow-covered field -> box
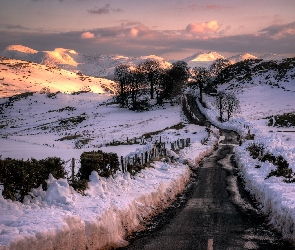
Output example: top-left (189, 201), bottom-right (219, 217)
top-left (0, 58), bottom-right (217, 249)
top-left (0, 94), bottom-right (215, 249)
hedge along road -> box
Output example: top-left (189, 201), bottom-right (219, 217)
top-left (119, 97), bottom-right (294, 250)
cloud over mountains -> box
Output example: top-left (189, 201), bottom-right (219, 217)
top-left (0, 20), bottom-right (294, 60)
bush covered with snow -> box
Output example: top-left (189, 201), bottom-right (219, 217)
top-left (0, 157), bottom-right (66, 202)
top-left (78, 151), bottom-right (120, 180)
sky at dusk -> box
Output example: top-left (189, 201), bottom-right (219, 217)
top-left (0, 0), bottom-right (295, 60)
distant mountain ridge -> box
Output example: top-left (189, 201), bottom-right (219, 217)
top-left (0, 45), bottom-right (287, 77)
top-left (0, 45), bottom-right (170, 78)
top-left (227, 53), bottom-right (258, 64)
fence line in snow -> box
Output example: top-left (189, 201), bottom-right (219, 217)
top-left (69, 137), bottom-right (191, 178)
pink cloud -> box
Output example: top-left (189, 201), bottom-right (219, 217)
top-left (259, 21), bottom-right (295, 39)
top-left (120, 25), bottom-right (160, 39)
top-left (81, 31), bottom-right (95, 39)
top-left (186, 20), bottom-right (221, 35)
top-left (272, 28), bottom-right (295, 39)
top-left (130, 28), bottom-right (139, 37)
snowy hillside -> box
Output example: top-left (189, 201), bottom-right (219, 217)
top-left (227, 53), bottom-right (258, 64)
top-left (0, 45), bottom-right (171, 78)
top-left (181, 51), bottom-right (286, 69)
top-left (0, 57), bottom-right (116, 98)
top-left (214, 57), bottom-right (295, 88)
top-left (182, 51), bottom-right (224, 68)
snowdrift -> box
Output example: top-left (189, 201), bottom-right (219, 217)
top-left (0, 162), bottom-right (191, 250)
top-left (235, 139), bottom-right (295, 243)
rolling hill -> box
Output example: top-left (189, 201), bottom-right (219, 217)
top-left (0, 57), bottom-right (116, 98)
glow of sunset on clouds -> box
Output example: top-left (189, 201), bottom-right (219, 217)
top-left (0, 0), bottom-right (294, 59)
top-left (81, 32), bottom-right (95, 39)
top-left (186, 20), bottom-right (221, 35)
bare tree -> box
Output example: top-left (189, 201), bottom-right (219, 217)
top-left (138, 60), bottom-right (161, 99)
top-left (127, 67), bottom-right (146, 110)
top-left (225, 92), bottom-right (240, 120)
top-left (210, 58), bottom-right (231, 78)
top-left (215, 91), bottom-right (227, 122)
top-left (114, 64), bottom-right (131, 107)
top-left (215, 91), bottom-right (240, 122)
top-left (191, 67), bottom-right (211, 103)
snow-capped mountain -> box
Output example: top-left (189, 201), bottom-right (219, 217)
top-left (0, 45), bottom-right (170, 78)
top-left (1, 45), bottom-right (38, 62)
top-left (1, 45), bottom-right (289, 77)
top-left (182, 51), bottom-right (224, 68)
top-left (227, 53), bottom-right (258, 64)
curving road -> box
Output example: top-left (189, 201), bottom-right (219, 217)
top-left (120, 95), bottom-right (295, 249)
top-left (121, 130), bottom-right (294, 249)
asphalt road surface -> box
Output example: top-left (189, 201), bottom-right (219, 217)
top-left (120, 130), bottom-right (295, 250)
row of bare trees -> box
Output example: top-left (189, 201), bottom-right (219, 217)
top-left (114, 58), bottom-right (240, 121)
top-left (114, 60), bottom-right (190, 110)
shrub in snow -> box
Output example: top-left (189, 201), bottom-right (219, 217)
top-left (68, 178), bottom-right (88, 195)
top-left (267, 112), bottom-right (295, 127)
top-left (0, 157), bottom-right (66, 202)
top-left (266, 155), bottom-right (294, 182)
top-left (245, 142), bottom-right (294, 183)
top-left (39, 87), bottom-right (51, 94)
top-left (246, 142), bottom-right (265, 159)
top-left (78, 151), bottom-right (120, 180)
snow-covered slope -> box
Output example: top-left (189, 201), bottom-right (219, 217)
top-left (0, 57), bottom-right (116, 98)
top-left (181, 51), bottom-right (286, 69)
top-left (0, 45), bottom-right (171, 78)
top-left (214, 57), bottom-right (295, 87)
top-left (182, 51), bottom-right (224, 68)
top-left (227, 53), bottom-right (258, 64)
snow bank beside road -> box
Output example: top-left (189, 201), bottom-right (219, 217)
top-left (0, 125), bottom-right (219, 250)
top-left (0, 162), bottom-right (191, 250)
top-left (196, 84), bottom-right (295, 243)
top-left (235, 139), bottom-right (295, 242)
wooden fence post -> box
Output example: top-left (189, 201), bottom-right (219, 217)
top-left (141, 153), bottom-right (143, 165)
top-left (121, 156), bottom-right (124, 172)
top-left (71, 158), bottom-right (75, 182)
